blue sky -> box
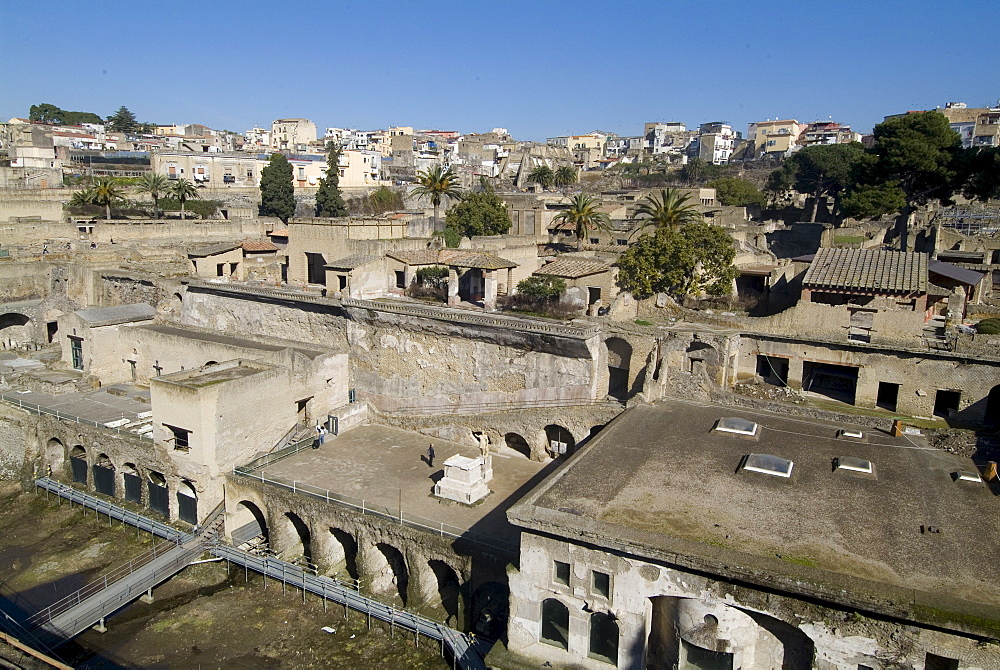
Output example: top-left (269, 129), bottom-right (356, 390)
top-left (2, 0), bottom-right (998, 140)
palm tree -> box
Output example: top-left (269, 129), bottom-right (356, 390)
top-left (527, 164), bottom-right (554, 190)
top-left (553, 165), bottom-right (577, 189)
top-left (137, 173), bottom-right (170, 219)
top-left (91, 177), bottom-right (126, 220)
top-left (552, 193), bottom-right (611, 251)
top-left (171, 178), bottom-right (199, 220)
top-left (634, 188), bottom-right (700, 234)
top-left (69, 187), bottom-right (97, 208)
top-left (411, 166), bottom-right (462, 226)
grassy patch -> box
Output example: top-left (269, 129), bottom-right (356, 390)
top-left (834, 234), bottom-right (864, 245)
top-left (780, 555), bottom-right (817, 568)
top-left (635, 319), bottom-right (653, 326)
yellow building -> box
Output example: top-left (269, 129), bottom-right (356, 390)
top-left (747, 119), bottom-right (802, 156)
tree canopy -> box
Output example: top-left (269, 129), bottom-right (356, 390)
top-left (315, 142), bottom-right (348, 217)
top-left (553, 165), bottom-right (577, 188)
top-left (617, 221), bottom-right (738, 298)
top-left (106, 106), bottom-right (140, 133)
top-left (517, 275), bottom-right (566, 300)
top-left (411, 165), bottom-right (462, 224)
top-left (552, 193), bottom-right (611, 250)
top-left (29, 103), bottom-right (104, 126)
top-left (766, 143), bottom-right (866, 220)
top-left (444, 186), bottom-right (511, 239)
top-left (706, 177), bottom-right (765, 207)
top-left (259, 153), bottom-right (296, 223)
top-left (137, 173), bottom-right (170, 219)
top-left (171, 179), bottom-right (199, 219)
top-left (527, 164), bottom-right (554, 190)
top-left (634, 188), bottom-right (701, 233)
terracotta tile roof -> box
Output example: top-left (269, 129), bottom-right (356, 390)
top-left (387, 249), bottom-right (518, 270)
top-left (534, 257), bottom-right (611, 279)
top-left (326, 254), bottom-right (380, 269)
top-left (387, 249), bottom-right (442, 265)
top-left (187, 242), bottom-right (241, 258)
top-left (242, 240), bottom-right (279, 252)
top-left (268, 229), bottom-right (289, 237)
top-left (803, 248), bottom-right (927, 294)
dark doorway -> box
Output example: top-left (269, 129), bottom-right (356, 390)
top-left (46, 321), bottom-right (58, 343)
top-left (802, 361), bottom-right (858, 404)
top-left (986, 385), bottom-right (1000, 428)
top-left (70, 446), bottom-right (87, 484)
top-left (177, 482), bottom-right (198, 524)
top-left (588, 612), bottom-right (619, 665)
top-left (458, 268), bottom-right (484, 303)
top-left (606, 337), bottom-right (632, 399)
top-left (877, 382), bottom-right (900, 412)
top-left (934, 390), bottom-right (961, 418)
top-left (395, 270), bottom-right (406, 289)
top-left (70, 336), bottom-right (83, 370)
top-left (540, 598), bottom-right (569, 649)
top-left (756, 355), bottom-right (789, 386)
top-left (924, 653), bottom-right (959, 670)
top-left (148, 472), bottom-right (169, 517)
top-left (123, 464), bottom-right (142, 503)
top-left (305, 252), bottom-right (327, 285)
top-left (588, 286), bottom-right (601, 305)
top-left (93, 455), bottom-right (115, 496)
top-left (683, 640), bottom-right (734, 669)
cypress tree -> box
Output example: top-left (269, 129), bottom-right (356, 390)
top-left (260, 153), bottom-right (296, 223)
top-left (315, 142), bottom-right (348, 217)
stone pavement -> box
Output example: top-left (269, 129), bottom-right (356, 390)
top-left (261, 425), bottom-right (559, 540)
top-left (7, 386), bottom-right (151, 424)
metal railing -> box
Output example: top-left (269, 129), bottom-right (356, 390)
top-left (231, 469), bottom-right (514, 557)
top-left (31, 478), bottom-right (485, 669)
top-left (25, 539), bottom-right (184, 628)
top-left (2, 394), bottom-right (152, 440)
top-left (237, 435), bottom-right (317, 472)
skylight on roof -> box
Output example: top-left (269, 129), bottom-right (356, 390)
top-left (835, 456), bottom-right (873, 474)
top-left (743, 453), bottom-right (793, 478)
top-left (838, 429), bottom-right (864, 440)
top-left (953, 470), bottom-right (982, 483)
top-left (715, 417), bottom-right (759, 437)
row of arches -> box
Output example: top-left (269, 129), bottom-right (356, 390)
top-left (230, 499), bottom-right (505, 636)
top-left (53, 439), bottom-right (198, 524)
top-left (500, 424), bottom-right (606, 461)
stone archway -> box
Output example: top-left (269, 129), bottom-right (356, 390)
top-left (425, 559), bottom-right (462, 627)
top-left (44, 438), bottom-right (64, 473)
top-left (369, 542), bottom-right (409, 607)
top-left (275, 511), bottom-right (313, 563)
top-left (327, 527), bottom-right (360, 581)
top-left (544, 424), bottom-right (576, 458)
top-left (0, 312), bottom-right (32, 348)
top-left (177, 480), bottom-right (198, 524)
top-left (122, 463), bottom-right (142, 503)
top-left (504, 432), bottom-right (531, 459)
top-left (231, 500), bottom-right (270, 548)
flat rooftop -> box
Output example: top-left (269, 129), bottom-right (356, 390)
top-left (509, 400), bottom-right (1000, 636)
top-left (157, 360), bottom-right (273, 388)
top-left (253, 425), bottom-right (554, 548)
top-left (3, 386), bottom-right (151, 425)
top-left (136, 324), bottom-right (337, 358)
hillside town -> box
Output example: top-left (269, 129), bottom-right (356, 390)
top-left (0, 93), bottom-right (999, 670)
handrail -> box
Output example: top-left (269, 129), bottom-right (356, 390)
top-left (230, 469), bottom-right (514, 557)
top-left (1, 394), bottom-right (152, 440)
top-left (237, 435), bottom-right (316, 472)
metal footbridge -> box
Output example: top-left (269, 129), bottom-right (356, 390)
top-left (22, 478), bottom-right (485, 669)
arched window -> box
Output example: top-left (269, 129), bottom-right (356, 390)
top-left (540, 598), bottom-right (569, 649)
top-left (589, 611), bottom-right (619, 664)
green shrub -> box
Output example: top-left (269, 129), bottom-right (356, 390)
top-left (158, 198), bottom-right (221, 218)
top-left (415, 265), bottom-right (449, 287)
top-left (517, 275), bottom-right (566, 299)
top-left (975, 318), bottom-right (1000, 334)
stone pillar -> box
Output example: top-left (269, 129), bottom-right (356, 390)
top-left (484, 269), bottom-right (497, 311)
top-left (447, 267), bottom-right (459, 306)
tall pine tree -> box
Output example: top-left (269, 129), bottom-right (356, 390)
top-left (259, 153), bottom-right (296, 223)
top-left (315, 142), bottom-right (348, 217)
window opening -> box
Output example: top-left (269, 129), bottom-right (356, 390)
top-left (592, 570), bottom-right (610, 598)
top-left (553, 560), bottom-right (570, 586)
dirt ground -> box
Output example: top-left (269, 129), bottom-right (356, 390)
top-left (0, 488), bottom-right (447, 669)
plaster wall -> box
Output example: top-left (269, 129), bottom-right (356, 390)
top-left (507, 532), bottom-right (999, 670)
